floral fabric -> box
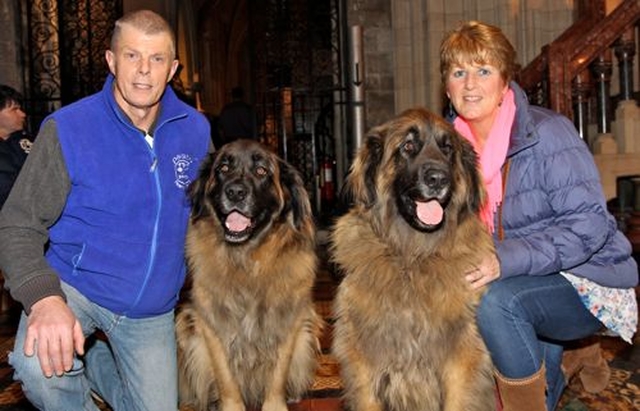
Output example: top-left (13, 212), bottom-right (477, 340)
top-left (561, 271), bottom-right (637, 344)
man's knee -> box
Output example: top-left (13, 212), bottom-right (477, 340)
top-left (9, 349), bottom-right (90, 409)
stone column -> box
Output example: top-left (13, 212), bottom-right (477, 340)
top-left (591, 50), bottom-right (618, 154)
top-left (613, 28), bottom-right (639, 154)
top-left (614, 28), bottom-right (635, 101)
top-left (0, 0), bottom-right (22, 89)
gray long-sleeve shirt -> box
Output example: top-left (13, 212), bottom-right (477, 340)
top-left (0, 119), bottom-right (70, 312)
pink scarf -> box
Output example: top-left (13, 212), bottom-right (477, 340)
top-left (453, 89), bottom-right (515, 232)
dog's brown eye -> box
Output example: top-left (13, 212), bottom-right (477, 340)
top-left (255, 166), bottom-right (268, 177)
top-left (402, 141), bottom-right (416, 154)
top-left (440, 142), bottom-right (453, 155)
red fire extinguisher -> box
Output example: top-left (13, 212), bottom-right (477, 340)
top-left (320, 156), bottom-right (335, 204)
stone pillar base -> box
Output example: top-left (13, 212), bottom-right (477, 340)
top-left (613, 100), bottom-right (640, 154)
top-left (591, 133), bottom-right (618, 154)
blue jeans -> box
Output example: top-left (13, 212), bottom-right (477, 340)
top-left (9, 281), bottom-right (178, 411)
top-left (477, 274), bottom-right (604, 411)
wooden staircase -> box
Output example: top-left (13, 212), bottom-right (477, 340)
top-left (518, 0), bottom-right (640, 201)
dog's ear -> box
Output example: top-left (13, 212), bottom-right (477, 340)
top-left (278, 158), bottom-right (313, 229)
top-left (343, 130), bottom-right (384, 208)
top-left (458, 136), bottom-right (486, 215)
top-left (188, 152), bottom-right (216, 222)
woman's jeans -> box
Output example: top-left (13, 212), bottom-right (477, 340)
top-left (477, 274), bottom-right (604, 411)
top-left (8, 281), bottom-right (179, 411)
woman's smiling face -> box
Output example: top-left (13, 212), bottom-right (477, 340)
top-left (445, 61), bottom-right (508, 127)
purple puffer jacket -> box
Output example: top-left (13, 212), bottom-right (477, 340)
top-left (449, 81), bottom-right (638, 288)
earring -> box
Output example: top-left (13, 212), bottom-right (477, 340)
top-left (447, 100), bottom-right (456, 118)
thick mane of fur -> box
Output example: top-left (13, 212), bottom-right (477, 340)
top-left (330, 108), bottom-right (496, 411)
top-left (340, 107), bottom-right (487, 256)
top-left (176, 140), bottom-right (323, 411)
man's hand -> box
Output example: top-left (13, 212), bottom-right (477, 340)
top-left (465, 254), bottom-right (501, 290)
top-left (24, 296), bottom-right (85, 377)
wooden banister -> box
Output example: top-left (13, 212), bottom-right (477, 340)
top-left (518, 0), bottom-right (640, 120)
top-left (517, 1), bottom-right (604, 108)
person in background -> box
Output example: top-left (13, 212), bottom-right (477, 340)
top-left (439, 20), bottom-right (638, 411)
top-left (218, 85), bottom-right (258, 144)
top-left (0, 9), bottom-right (210, 411)
top-left (0, 85), bottom-right (34, 209)
top-left (0, 85), bottom-right (35, 314)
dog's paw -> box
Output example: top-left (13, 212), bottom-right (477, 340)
top-left (261, 397), bottom-right (288, 411)
top-left (220, 398), bottom-right (246, 411)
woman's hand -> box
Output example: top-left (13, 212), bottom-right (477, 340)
top-left (466, 253), bottom-right (501, 289)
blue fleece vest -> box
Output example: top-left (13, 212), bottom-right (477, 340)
top-left (45, 75), bottom-right (210, 318)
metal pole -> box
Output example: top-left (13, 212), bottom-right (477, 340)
top-left (349, 25), bottom-right (366, 152)
top-left (332, 0), bottom-right (348, 192)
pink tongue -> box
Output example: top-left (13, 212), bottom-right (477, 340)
top-left (225, 211), bottom-right (251, 232)
top-left (416, 200), bottom-right (443, 225)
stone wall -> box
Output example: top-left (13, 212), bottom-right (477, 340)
top-left (346, 0), bottom-right (395, 129)
top-left (346, 0), bottom-right (574, 129)
top-left (0, 0), bottom-right (22, 90)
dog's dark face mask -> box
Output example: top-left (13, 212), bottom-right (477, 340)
top-left (392, 124), bottom-right (455, 233)
top-left (188, 139), bottom-right (312, 245)
top-left (211, 144), bottom-right (281, 243)
top-left (344, 108), bottom-right (484, 234)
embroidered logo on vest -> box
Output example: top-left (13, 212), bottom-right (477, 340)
top-left (19, 138), bottom-right (33, 154)
top-left (173, 154), bottom-right (193, 189)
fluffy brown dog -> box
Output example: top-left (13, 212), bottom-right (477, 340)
top-left (331, 108), bottom-right (496, 411)
top-left (176, 139), bottom-right (323, 411)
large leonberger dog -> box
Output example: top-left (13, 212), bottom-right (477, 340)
top-left (331, 108), bottom-right (496, 411)
top-left (176, 139), bottom-right (323, 411)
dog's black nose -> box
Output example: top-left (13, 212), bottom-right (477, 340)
top-left (423, 167), bottom-right (450, 191)
top-left (225, 183), bottom-right (248, 201)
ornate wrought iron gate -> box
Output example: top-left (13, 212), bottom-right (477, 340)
top-left (20, 0), bottom-right (121, 131)
top-left (249, 0), bottom-right (346, 214)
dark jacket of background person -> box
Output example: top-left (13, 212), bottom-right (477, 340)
top-left (0, 85), bottom-right (33, 209)
top-left (218, 86), bottom-right (258, 144)
top-left (0, 130), bottom-right (33, 208)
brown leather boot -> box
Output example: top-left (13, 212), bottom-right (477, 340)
top-left (494, 365), bottom-right (546, 411)
top-left (562, 340), bottom-right (610, 393)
